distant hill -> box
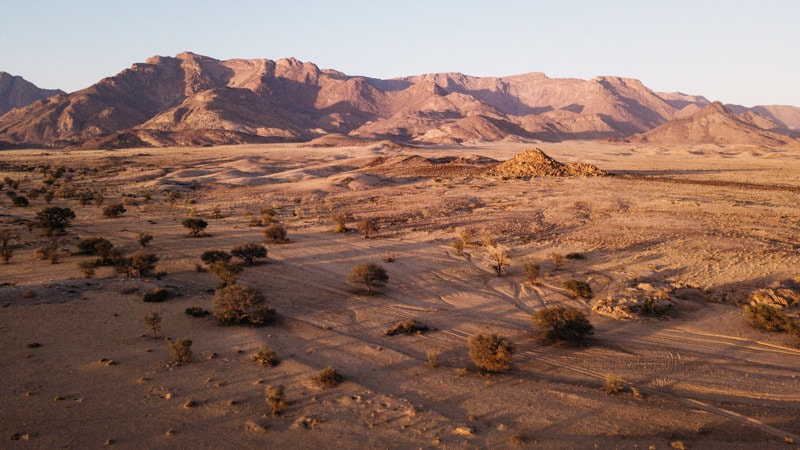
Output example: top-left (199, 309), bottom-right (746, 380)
top-left (634, 102), bottom-right (800, 146)
top-left (0, 72), bottom-right (64, 116)
top-left (0, 52), bottom-right (798, 149)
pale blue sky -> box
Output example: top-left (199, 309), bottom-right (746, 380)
top-left (1, 1), bottom-right (797, 107)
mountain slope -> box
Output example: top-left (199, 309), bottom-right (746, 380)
top-left (0, 72), bottom-right (64, 116)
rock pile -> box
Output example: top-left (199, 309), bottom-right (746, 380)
top-left (593, 281), bottom-right (676, 320)
top-left (485, 148), bottom-right (607, 178)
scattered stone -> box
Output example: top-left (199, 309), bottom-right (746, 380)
top-left (103, 438), bottom-right (114, 445)
top-left (453, 425), bottom-right (475, 436)
top-left (245, 420), bottom-right (268, 433)
top-left (292, 417), bottom-right (321, 429)
top-left (27, 342), bottom-right (41, 348)
top-left (183, 399), bottom-right (198, 408)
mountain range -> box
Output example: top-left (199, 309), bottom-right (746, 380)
top-left (1, 52), bottom-right (799, 149)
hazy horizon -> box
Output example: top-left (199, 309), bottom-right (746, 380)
top-left (2, 0), bottom-right (798, 107)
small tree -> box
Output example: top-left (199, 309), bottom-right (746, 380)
top-left (531, 306), bottom-right (594, 345)
top-left (201, 250), bottom-right (232, 266)
top-left (117, 251), bottom-right (159, 278)
top-left (36, 206), bottom-right (75, 236)
top-left (212, 284), bottom-right (276, 326)
top-left (102, 203), bottom-right (126, 218)
top-left (182, 218), bottom-right (208, 237)
top-left (0, 229), bottom-right (18, 264)
top-left (167, 338), bottom-right (192, 363)
top-left (208, 260), bottom-right (242, 287)
top-left (265, 385), bottom-right (286, 416)
top-left (263, 223), bottom-right (288, 243)
top-left (522, 262), bottom-right (540, 285)
top-left (136, 233), bottom-right (153, 249)
top-left (549, 252), bottom-right (566, 271)
top-left (76, 237), bottom-right (115, 263)
top-left (143, 312), bottom-right (162, 339)
top-left (451, 239), bottom-right (465, 255)
top-left (468, 333), bottom-right (514, 373)
top-left (486, 245), bottom-right (510, 277)
top-left (77, 260), bottom-right (97, 278)
top-left (231, 243), bottom-right (267, 265)
top-left (456, 226), bottom-right (475, 246)
top-left (347, 263), bottom-right (389, 294)
top-left (356, 219), bottom-right (378, 239)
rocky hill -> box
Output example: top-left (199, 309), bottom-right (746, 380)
top-left (1, 52), bottom-right (799, 149)
top-left (0, 72), bottom-right (64, 115)
top-left (486, 148), bottom-right (607, 177)
top-left (634, 102), bottom-right (800, 146)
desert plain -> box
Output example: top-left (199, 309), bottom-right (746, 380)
top-left (1, 140), bottom-right (800, 449)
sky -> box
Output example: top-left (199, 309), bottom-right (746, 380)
top-left (1, 0), bottom-right (798, 107)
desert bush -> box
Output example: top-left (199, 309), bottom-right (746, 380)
top-left (640, 297), bottom-right (672, 317)
top-left (167, 338), bottom-right (192, 363)
top-left (207, 260), bottom-right (242, 287)
top-left (451, 239), bottom-right (465, 255)
top-left (383, 319), bottom-right (429, 336)
top-left (182, 218), bottom-right (208, 237)
top-left (136, 232), bottom-right (153, 248)
top-left (231, 243), bottom-right (267, 265)
top-left (744, 303), bottom-right (798, 333)
top-left (36, 206), bottom-right (75, 236)
top-left (425, 349), bottom-right (441, 368)
top-left (77, 260), bottom-right (97, 278)
top-left (314, 366), bottom-right (342, 389)
top-left (383, 251), bottom-right (397, 263)
top-left (522, 262), bottom-right (540, 285)
top-left (0, 229), bottom-right (18, 263)
top-left (143, 312), bottom-right (162, 339)
top-left (263, 223), bottom-right (288, 243)
top-left (486, 245), bottom-right (510, 277)
top-left (566, 252), bottom-right (585, 260)
top-left (92, 194), bottom-right (104, 207)
top-left (201, 250), bottom-right (232, 265)
top-left (455, 226), bottom-right (476, 245)
top-left (12, 195), bottom-right (29, 207)
top-left (185, 306), bottom-right (210, 317)
top-left (480, 230), bottom-right (497, 247)
top-left (121, 251), bottom-right (159, 278)
top-left (347, 262), bottom-right (389, 294)
top-left (213, 284), bottom-right (276, 326)
top-left (34, 237), bottom-right (62, 264)
top-left (603, 373), bottom-right (623, 395)
top-left (265, 385), bottom-right (286, 415)
top-left (253, 345), bottom-right (279, 367)
top-left (76, 237), bottom-right (116, 263)
top-left (356, 219), bottom-right (378, 238)
top-left (563, 279), bottom-right (593, 299)
top-left (468, 333), bottom-right (514, 373)
top-left (102, 203), bottom-right (126, 218)
top-left (549, 252), bottom-right (566, 270)
top-left (331, 212), bottom-right (352, 233)
top-left (531, 306), bottom-right (594, 345)
top-left (143, 287), bottom-right (169, 303)
top-left (260, 208), bottom-right (277, 224)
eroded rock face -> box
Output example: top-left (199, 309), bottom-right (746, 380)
top-left (748, 288), bottom-right (800, 309)
top-left (486, 148), bottom-right (607, 178)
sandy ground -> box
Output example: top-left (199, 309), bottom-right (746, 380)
top-left (1, 141), bottom-right (800, 449)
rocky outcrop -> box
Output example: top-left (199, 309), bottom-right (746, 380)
top-left (485, 148), bottom-right (607, 178)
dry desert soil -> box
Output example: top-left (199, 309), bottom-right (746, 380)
top-left (1, 141), bottom-right (800, 449)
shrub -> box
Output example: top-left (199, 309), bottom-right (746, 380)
top-left (566, 252), bottom-right (585, 260)
top-left (212, 284), bottom-right (276, 326)
top-left (347, 263), bottom-right (389, 294)
top-left (0, 229), bottom-right (18, 264)
top-left (102, 203), bottom-right (126, 218)
top-left (384, 319), bottom-right (429, 336)
top-left (143, 312), bottom-right (162, 339)
top-left (744, 303), bottom-right (798, 333)
top-left (143, 288), bottom-right (169, 303)
top-left (167, 338), bottom-right (192, 363)
top-left (207, 260), bottom-right (242, 287)
top-left (549, 252), bottom-right (566, 270)
top-left (253, 346), bottom-right (279, 367)
top-left (263, 223), bottom-right (288, 243)
top-left (117, 251), bottom-right (159, 278)
top-left (265, 385), bottom-right (286, 416)
top-left (563, 280), bottom-right (593, 299)
top-left (76, 237), bottom-right (115, 263)
top-left (34, 238), bottom-right (62, 264)
top-left (200, 250), bottom-right (232, 265)
top-left (522, 262), bottom-right (540, 285)
top-left (468, 333), bottom-right (514, 373)
top-left (182, 218), bottom-right (208, 237)
top-left (185, 307), bottom-right (210, 317)
top-left (603, 373), bottom-right (623, 395)
top-left (486, 245), bottom-right (510, 277)
top-left (231, 243), bottom-right (267, 265)
top-left (314, 366), bottom-right (342, 389)
top-left (531, 306), bottom-right (594, 345)
top-left (12, 195), bottom-right (29, 207)
top-left (331, 213), bottom-right (352, 233)
top-left (456, 226), bottom-right (475, 246)
top-left (356, 219), bottom-right (378, 238)
top-left (425, 349), bottom-right (440, 368)
top-left (451, 239), bottom-right (465, 255)
top-left (36, 206), bottom-right (75, 236)
top-left (77, 260), bottom-right (97, 278)
top-left (136, 233), bottom-right (153, 248)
